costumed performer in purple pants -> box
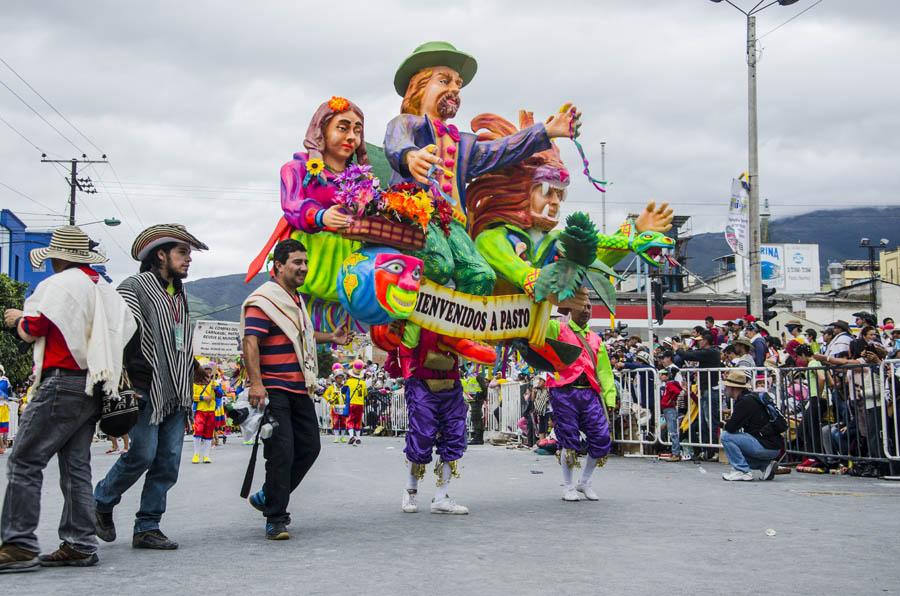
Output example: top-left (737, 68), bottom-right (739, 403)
top-left (545, 300), bottom-right (615, 502)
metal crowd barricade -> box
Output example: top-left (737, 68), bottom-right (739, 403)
top-left (659, 366), bottom-right (776, 455)
top-left (389, 387), bottom-right (408, 433)
top-left (485, 385), bottom-right (501, 433)
top-left (776, 362), bottom-right (891, 466)
top-left (498, 382), bottom-right (524, 436)
top-left (315, 397), bottom-right (332, 431)
top-left (362, 388), bottom-right (392, 433)
top-left (882, 359), bottom-right (900, 461)
top-left (613, 368), bottom-right (660, 447)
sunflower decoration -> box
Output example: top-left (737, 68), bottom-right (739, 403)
top-left (328, 96), bottom-right (350, 112)
top-left (533, 212), bottom-right (621, 313)
top-left (303, 158), bottom-right (326, 186)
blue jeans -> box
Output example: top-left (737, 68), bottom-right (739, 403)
top-left (699, 388), bottom-right (720, 446)
top-left (94, 393), bottom-right (186, 533)
top-left (662, 407), bottom-right (681, 456)
top-left (720, 431), bottom-right (780, 473)
top-left (2, 374), bottom-right (101, 553)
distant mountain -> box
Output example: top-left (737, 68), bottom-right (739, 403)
top-left (186, 272), bottom-right (267, 322)
top-left (682, 206), bottom-right (900, 280)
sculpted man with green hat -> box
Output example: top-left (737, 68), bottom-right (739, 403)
top-left (382, 42), bottom-right (580, 515)
top-left (383, 40), bottom-right (580, 296)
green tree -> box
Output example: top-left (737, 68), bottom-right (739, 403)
top-left (0, 274), bottom-right (33, 386)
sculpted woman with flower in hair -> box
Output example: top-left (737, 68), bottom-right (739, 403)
top-left (247, 97), bottom-right (369, 331)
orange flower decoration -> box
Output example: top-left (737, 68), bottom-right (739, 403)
top-left (328, 96), bottom-right (350, 112)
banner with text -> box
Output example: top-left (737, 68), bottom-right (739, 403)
top-left (193, 320), bottom-right (242, 357)
top-left (409, 278), bottom-right (551, 345)
top-left (725, 176), bottom-right (750, 257)
top-left (736, 243), bottom-right (821, 294)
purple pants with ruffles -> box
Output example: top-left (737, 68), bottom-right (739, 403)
top-left (404, 378), bottom-right (468, 464)
top-left (549, 385), bottom-right (612, 459)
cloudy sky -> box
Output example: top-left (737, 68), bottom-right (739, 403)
top-left (1, 0), bottom-right (897, 281)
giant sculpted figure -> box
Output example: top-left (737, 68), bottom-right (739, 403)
top-left (467, 111), bottom-right (677, 302)
top-left (381, 41), bottom-right (579, 517)
top-left (383, 41), bottom-right (579, 296)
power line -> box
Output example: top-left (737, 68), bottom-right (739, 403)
top-left (106, 162), bottom-right (145, 228)
top-left (759, 0), bottom-right (824, 39)
top-left (0, 56), bottom-right (145, 236)
top-left (0, 180), bottom-right (59, 213)
top-left (85, 163), bottom-right (140, 236)
top-left (0, 75), bottom-right (82, 153)
top-left (0, 111), bottom-right (49, 155)
top-left (109, 181), bottom-right (275, 192)
top-left (0, 55), bottom-right (104, 154)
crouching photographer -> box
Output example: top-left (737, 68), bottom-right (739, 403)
top-left (719, 370), bottom-right (786, 482)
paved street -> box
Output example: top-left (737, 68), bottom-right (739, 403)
top-left (3, 436), bottom-right (900, 596)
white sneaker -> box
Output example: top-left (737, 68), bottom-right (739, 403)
top-left (401, 490), bottom-right (418, 513)
top-left (722, 470), bottom-right (754, 482)
top-left (430, 496), bottom-right (469, 515)
top-left (562, 488), bottom-right (581, 502)
top-left (576, 483), bottom-right (599, 501)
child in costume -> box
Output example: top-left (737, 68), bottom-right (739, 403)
top-left (192, 367), bottom-right (222, 464)
top-left (344, 359), bottom-right (368, 445)
top-left (323, 363), bottom-right (349, 443)
top-left (213, 375), bottom-right (227, 446)
top-left (0, 366), bottom-right (12, 454)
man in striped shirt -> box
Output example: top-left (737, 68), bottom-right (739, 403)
top-left (242, 239), bottom-right (348, 541)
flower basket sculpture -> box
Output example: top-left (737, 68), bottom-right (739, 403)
top-left (342, 215), bottom-right (426, 251)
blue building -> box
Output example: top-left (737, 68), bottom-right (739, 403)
top-left (0, 209), bottom-right (53, 295)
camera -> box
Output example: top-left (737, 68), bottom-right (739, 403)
top-left (259, 411), bottom-right (279, 440)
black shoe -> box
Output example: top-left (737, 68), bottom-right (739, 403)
top-left (95, 510), bottom-right (116, 543)
top-left (132, 529), bottom-right (178, 550)
top-left (266, 522), bottom-right (290, 541)
top-left (38, 543), bottom-right (99, 567)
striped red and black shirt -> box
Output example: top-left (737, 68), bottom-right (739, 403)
top-left (243, 303), bottom-right (306, 396)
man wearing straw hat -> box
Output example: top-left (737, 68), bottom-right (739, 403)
top-left (1, 226), bottom-right (136, 572)
top-left (719, 369), bottom-right (784, 482)
top-left (94, 224), bottom-right (207, 551)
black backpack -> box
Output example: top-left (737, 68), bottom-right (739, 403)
top-left (754, 392), bottom-right (788, 436)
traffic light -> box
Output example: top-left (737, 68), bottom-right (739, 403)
top-left (761, 284), bottom-right (777, 324)
top-left (652, 280), bottom-right (670, 325)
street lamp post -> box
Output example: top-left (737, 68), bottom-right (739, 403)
top-left (710, 0), bottom-right (800, 318)
top-left (859, 237), bottom-right (889, 321)
top-left (78, 218), bottom-right (121, 227)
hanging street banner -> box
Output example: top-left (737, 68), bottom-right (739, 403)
top-left (193, 320), bottom-right (242, 357)
top-left (408, 278), bottom-right (552, 345)
top-left (725, 175), bottom-right (750, 257)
